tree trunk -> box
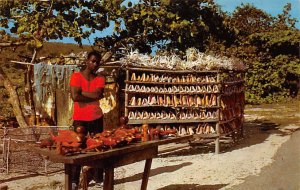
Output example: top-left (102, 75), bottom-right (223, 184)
top-left (0, 67), bottom-right (29, 128)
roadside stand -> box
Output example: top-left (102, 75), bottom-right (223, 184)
top-left (35, 134), bottom-right (192, 190)
top-left (2, 48), bottom-right (246, 190)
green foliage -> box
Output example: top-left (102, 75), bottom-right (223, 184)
top-left (222, 3), bottom-right (300, 104)
top-left (0, 0), bottom-right (299, 105)
top-left (245, 55), bottom-right (297, 104)
top-left (0, 0), bottom-right (114, 49)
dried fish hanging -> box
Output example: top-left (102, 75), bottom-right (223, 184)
top-left (55, 65), bottom-right (78, 115)
top-left (55, 65), bottom-right (77, 92)
top-left (33, 63), bottom-right (54, 120)
top-left (33, 63), bottom-right (52, 102)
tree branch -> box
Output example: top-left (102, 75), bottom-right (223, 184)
top-left (46, 0), bottom-right (54, 17)
top-left (31, 48), bottom-right (37, 63)
top-left (0, 42), bottom-right (26, 47)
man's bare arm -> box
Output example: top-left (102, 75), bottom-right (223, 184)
top-left (82, 88), bottom-right (104, 99)
top-left (71, 86), bottom-right (101, 102)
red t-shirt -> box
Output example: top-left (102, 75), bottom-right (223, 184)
top-left (70, 72), bottom-right (105, 121)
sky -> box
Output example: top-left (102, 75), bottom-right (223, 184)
top-left (53, 0), bottom-right (299, 44)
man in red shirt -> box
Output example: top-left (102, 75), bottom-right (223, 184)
top-left (70, 50), bottom-right (105, 189)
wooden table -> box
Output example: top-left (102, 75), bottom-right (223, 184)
top-left (35, 135), bottom-right (192, 190)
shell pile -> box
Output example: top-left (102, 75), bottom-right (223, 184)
top-left (121, 48), bottom-right (246, 71)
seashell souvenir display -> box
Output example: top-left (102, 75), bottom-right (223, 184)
top-left (124, 50), bottom-right (245, 151)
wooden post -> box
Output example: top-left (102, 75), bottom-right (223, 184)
top-left (6, 137), bottom-right (11, 173)
top-left (215, 72), bottom-right (221, 154)
top-left (104, 167), bottom-right (114, 190)
top-left (141, 158), bottom-right (153, 190)
top-left (241, 72), bottom-right (245, 138)
top-left (124, 68), bottom-right (129, 116)
top-left (64, 164), bottom-right (72, 190)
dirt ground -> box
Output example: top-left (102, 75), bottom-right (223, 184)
top-left (0, 98), bottom-right (299, 190)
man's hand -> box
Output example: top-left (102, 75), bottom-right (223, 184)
top-left (82, 90), bottom-right (103, 99)
top-left (71, 86), bottom-right (103, 102)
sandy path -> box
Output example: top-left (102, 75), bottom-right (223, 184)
top-left (1, 101), bottom-right (299, 190)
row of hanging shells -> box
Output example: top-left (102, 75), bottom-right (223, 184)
top-left (128, 110), bottom-right (218, 120)
top-left (139, 123), bottom-right (237, 136)
top-left (127, 85), bottom-right (219, 94)
top-left (130, 73), bottom-right (217, 83)
top-left (129, 94), bottom-right (217, 107)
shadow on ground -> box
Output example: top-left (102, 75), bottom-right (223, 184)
top-left (0, 169), bottom-right (63, 183)
top-left (158, 118), bottom-right (295, 157)
top-left (115, 162), bottom-right (192, 184)
top-left (157, 183), bottom-right (227, 190)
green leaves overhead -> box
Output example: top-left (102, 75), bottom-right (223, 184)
top-left (0, 0), bottom-right (115, 48)
top-left (0, 0), bottom-right (299, 103)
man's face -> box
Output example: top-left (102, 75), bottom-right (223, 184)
top-left (87, 55), bottom-right (100, 72)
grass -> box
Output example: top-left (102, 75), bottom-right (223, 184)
top-left (245, 97), bottom-right (300, 126)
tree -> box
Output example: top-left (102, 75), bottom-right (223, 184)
top-left (95, 0), bottom-right (235, 55)
top-left (0, 0), bottom-right (299, 127)
top-left (226, 3), bottom-right (300, 103)
top-left (0, 0), bottom-right (115, 126)
top-left (229, 4), bottom-right (274, 37)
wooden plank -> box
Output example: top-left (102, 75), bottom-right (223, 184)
top-left (125, 80), bottom-right (220, 85)
top-left (125, 90), bottom-right (220, 95)
top-left (33, 135), bottom-right (192, 164)
top-left (112, 147), bottom-right (157, 168)
top-left (126, 105), bottom-right (220, 109)
top-left (153, 135), bottom-right (193, 146)
top-left (158, 143), bottom-right (190, 154)
top-left (189, 139), bottom-right (215, 145)
top-left (192, 133), bottom-right (219, 138)
top-left (128, 119), bottom-right (218, 124)
top-left (85, 146), bottom-right (158, 168)
top-left (126, 67), bottom-right (220, 73)
top-left (35, 142), bottom-right (157, 163)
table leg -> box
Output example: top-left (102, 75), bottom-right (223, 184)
top-left (141, 158), bottom-right (152, 190)
top-left (104, 167), bottom-right (114, 190)
top-left (64, 164), bottom-right (72, 190)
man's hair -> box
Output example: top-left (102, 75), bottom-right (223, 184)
top-left (87, 50), bottom-right (101, 59)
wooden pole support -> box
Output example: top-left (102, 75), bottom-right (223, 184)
top-left (141, 158), bottom-right (153, 190)
top-left (124, 69), bottom-right (129, 116)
